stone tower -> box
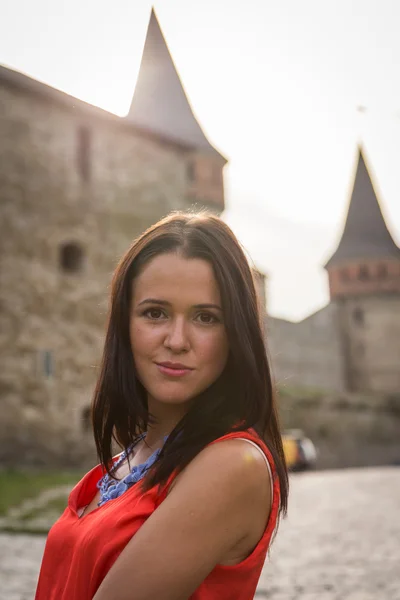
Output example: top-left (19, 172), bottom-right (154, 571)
top-left (325, 148), bottom-right (400, 393)
top-left (127, 9), bottom-right (226, 212)
top-left (0, 9), bottom-right (226, 465)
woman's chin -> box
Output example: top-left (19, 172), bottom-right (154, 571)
top-left (149, 394), bottom-right (192, 407)
top-left (147, 386), bottom-right (195, 407)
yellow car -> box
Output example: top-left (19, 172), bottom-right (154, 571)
top-left (283, 429), bottom-right (317, 471)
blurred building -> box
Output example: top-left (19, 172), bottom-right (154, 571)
top-left (268, 148), bottom-right (400, 394)
top-left (0, 10), bottom-right (226, 464)
top-left (1, 9), bottom-right (399, 468)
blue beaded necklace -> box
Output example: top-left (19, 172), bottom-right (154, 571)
top-left (97, 433), bottom-right (166, 507)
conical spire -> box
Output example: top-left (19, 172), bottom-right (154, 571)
top-left (127, 9), bottom-right (224, 158)
top-left (325, 148), bottom-right (400, 268)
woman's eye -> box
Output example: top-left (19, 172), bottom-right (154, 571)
top-left (196, 312), bottom-right (218, 324)
top-left (144, 308), bottom-right (164, 320)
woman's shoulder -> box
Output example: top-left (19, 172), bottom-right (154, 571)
top-left (169, 430), bottom-right (272, 506)
top-left (206, 429), bottom-right (275, 473)
top-left (203, 431), bottom-right (272, 482)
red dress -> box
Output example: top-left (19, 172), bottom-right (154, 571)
top-left (35, 429), bottom-right (280, 600)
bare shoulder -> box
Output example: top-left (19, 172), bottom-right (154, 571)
top-left (170, 437), bottom-right (272, 506)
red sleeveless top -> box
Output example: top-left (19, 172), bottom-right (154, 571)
top-left (35, 430), bottom-right (280, 600)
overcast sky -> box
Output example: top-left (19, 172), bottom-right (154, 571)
top-left (1, 0), bottom-right (400, 320)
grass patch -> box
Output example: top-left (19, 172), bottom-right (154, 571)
top-left (0, 468), bottom-right (83, 516)
top-left (0, 524), bottom-right (52, 536)
top-left (19, 494), bottom-right (70, 522)
top-left (278, 384), bottom-right (325, 400)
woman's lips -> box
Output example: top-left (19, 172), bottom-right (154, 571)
top-left (156, 363), bottom-right (193, 378)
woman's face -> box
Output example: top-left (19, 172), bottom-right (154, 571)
top-left (130, 252), bottom-right (229, 408)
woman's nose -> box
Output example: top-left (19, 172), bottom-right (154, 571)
top-left (164, 318), bottom-right (190, 353)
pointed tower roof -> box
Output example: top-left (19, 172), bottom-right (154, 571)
top-left (325, 148), bottom-right (400, 268)
top-left (127, 9), bottom-right (225, 159)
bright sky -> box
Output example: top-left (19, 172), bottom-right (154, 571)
top-left (1, 0), bottom-right (400, 320)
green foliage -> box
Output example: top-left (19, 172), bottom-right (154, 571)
top-left (277, 384), bottom-right (325, 401)
top-left (18, 495), bottom-right (70, 522)
top-left (0, 468), bottom-right (82, 516)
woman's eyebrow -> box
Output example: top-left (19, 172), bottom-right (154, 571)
top-left (193, 303), bottom-right (222, 311)
top-left (137, 299), bottom-right (222, 311)
top-left (138, 298), bottom-right (171, 306)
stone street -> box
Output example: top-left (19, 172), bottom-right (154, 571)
top-left (1, 466), bottom-right (399, 599)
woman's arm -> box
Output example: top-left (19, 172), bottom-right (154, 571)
top-left (93, 439), bottom-right (272, 600)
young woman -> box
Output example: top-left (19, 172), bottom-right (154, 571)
top-left (35, 211), bottom-right (288, 600)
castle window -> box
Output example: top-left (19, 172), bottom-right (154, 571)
top-left (82, 406), bottom-right (91, 433)
top-left (39, 350), bottom-right (54, 378)
top-left (59, 242), bottom-right (84, 273)
top-left (77, 125), bottom-right (91, 182)
top-left (358, 265), bottom-right (369, 280)
top-left (186, 161), bottom-right (196, 183)
top-left (353, 307), bottom-right (364, 326)
top-left (377, 264), bottom-right (388, 279)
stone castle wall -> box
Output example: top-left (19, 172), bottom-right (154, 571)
top-left (0, 81), bottom-right (195, 465)
top-left (268, 293), bottom-right (400, 395)
top-left (267, 303), bottom-right (346, 393)
top-left (337, 294), bottom-right (400, 394)
top-left (1, 74), bottom-right (399, 469)
top-left (328, 258), bottom-right (400, 298)
top-left (279, 389), bottom-right (400, 469)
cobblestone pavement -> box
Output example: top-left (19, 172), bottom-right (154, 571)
top-left (0, 467), bottom-right (399, 599)
top-left (257, 466), bottom-right (400, 600)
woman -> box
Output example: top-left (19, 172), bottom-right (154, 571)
top-left (35, 211), bottom-right (288, 600)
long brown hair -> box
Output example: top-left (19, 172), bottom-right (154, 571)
top-left (92, 211), bottom-right (288, 514)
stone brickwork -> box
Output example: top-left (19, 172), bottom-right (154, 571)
top-left (279, 389), bottom-right (400, 469)
top-left (267, 304), bottom-right (346, 393)
top-left (337, 294), bottom-right (400, 393)
top-left (0, 80), bottom-right (207, 465)
top-left (186, 152), bottom-right (226, 210)
top-left (327, 258), bottom-right (400, 299)
top-left (267, 291), bottom-right (400, 396)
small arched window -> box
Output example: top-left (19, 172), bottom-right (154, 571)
top-left (59, 242), bottom-right (84, 273)
top-left (37, 350), bottom-right (54, 378)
